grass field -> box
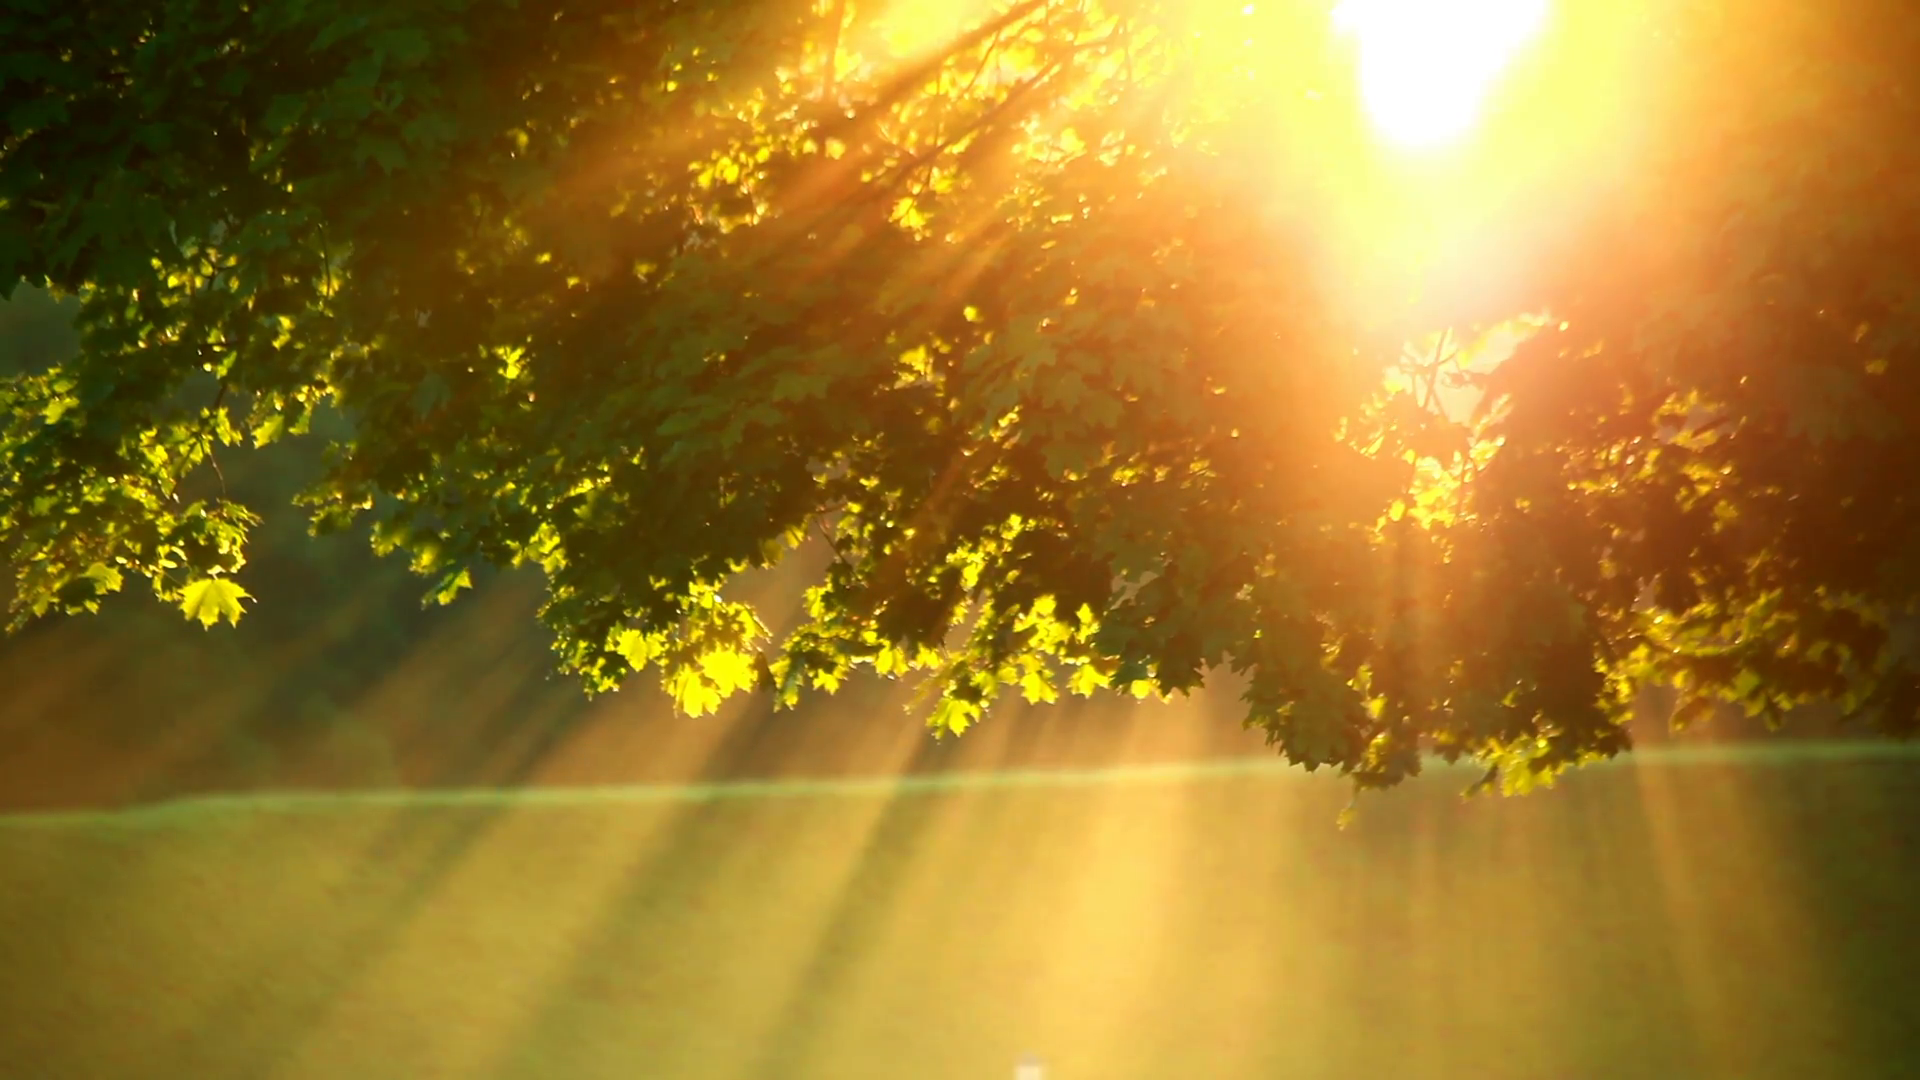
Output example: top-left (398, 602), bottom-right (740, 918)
top-left (2, 744), bottom-right (1918, 1080)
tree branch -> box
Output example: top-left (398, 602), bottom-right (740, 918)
top-left (818, 0), bottom-right (1053, 140)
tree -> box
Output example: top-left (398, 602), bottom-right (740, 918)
top-left (3, 0), bottom-right (1916, 797)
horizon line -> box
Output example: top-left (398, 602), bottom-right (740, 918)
top-left (3, 739), bottom-right (1917, 828)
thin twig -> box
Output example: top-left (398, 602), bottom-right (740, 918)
top-left (1420, 327), bottom-right (1451, 414)
top-left (203, 381), bottom-right (228, 497)
top-left (815, 510), bottom-right (853, 569)
top-left (832, 0), bottom-right (1053, 137)
top-left (822, 0), bottom-right (848, 103)
top-left (870, 46), bottom-right (1084, 206)
top-left (959, 24), bottom-right (1008, 98)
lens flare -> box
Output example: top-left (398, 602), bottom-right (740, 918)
top-left (1333, 0), bottom-right (1550, 149)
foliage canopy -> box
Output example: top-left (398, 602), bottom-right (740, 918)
top-left (4, 0), bottom-right (1918, 795)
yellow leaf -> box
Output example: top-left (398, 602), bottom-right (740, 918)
top-left (929, 696), bottom-right (978, 736)
top-left (179, 577), bottom-right (250, 629)
top-left (1018, 669), bottom-right (1058, 705)
top-left (617, 628), bottom-right (657, 669)
top-left (1068, 663), bottom-right (1110, 697)
top-left (668, 668), bottom-right (723, 717)
top-left (698, 647), bottom-right (756, 698)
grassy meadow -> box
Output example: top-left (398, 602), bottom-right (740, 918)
top-left (2, 744), bottom-right (1918, 1080)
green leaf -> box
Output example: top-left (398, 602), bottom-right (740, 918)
top-left (358, 137), bottom-right (408, 174)
top-left (770, 370), bottom-right (831, 402)
top-left (371, 28), bottom-right (432, 68)
top-left (425, 566), bottom-right (472, 606)
top-left (262, 94), bottom-right (306, 134)
top-left (312, 14), bottom-right (370, 53)
top-left (252, 413), bottom-right (287, 448)
top-left (410, 373), bottom-right (451, 419)
top-left (6, 96), bottom-right (68, 136)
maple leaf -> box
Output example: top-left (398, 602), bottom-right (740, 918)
top-left (178, 578), bottom-right (251, 629)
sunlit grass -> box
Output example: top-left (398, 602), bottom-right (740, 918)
top-left (2, 744), bottom-right (1916, 1080)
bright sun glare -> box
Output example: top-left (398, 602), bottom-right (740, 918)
top-left (1333, 0), bottom-right (1549, 149)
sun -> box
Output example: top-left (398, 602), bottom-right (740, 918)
top-left (1333, 0), bottom-right (1550, 150)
